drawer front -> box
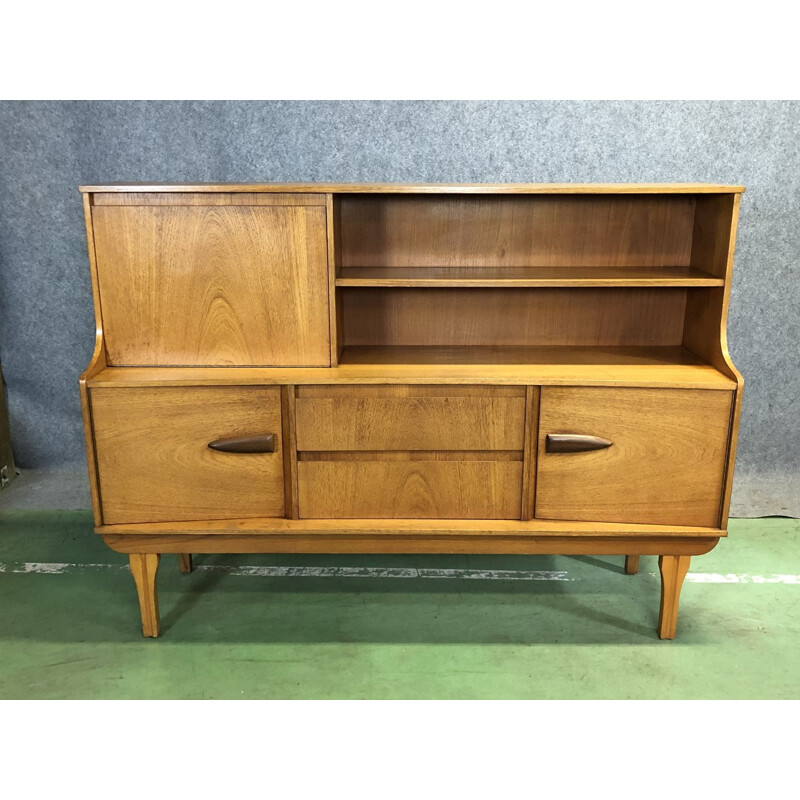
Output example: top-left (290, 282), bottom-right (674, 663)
top-left (91, 386), bottom-right (285, 524)
top-left (298, 456), bottom-right (522, 519)
top-left (295, 385), bottom-right (526, 451)
top-left (295, 385), bottom-right (526, 519)
top-left (536, 387), bottom-right (733, 527)
top-left (92, 199), bottom-right (330, 366)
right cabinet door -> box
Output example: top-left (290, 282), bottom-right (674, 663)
top-left (536, 387), bottom-right (733, 527)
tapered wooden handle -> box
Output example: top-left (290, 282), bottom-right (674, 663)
top-left (546, 433), bottom-right (612, 453)
top-left (208, 434), bottom-right (276, 453)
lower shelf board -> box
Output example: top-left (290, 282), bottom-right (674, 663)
top-left (97, 517), bottom-right (726, 537)
top-left (103, 532), bottom-right (722, 557)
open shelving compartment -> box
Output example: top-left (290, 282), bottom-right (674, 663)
top-left (331, 191), bottom-right (738, 388)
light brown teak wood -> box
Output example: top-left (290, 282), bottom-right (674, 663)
top-left (536, 387), bottom-right (733, 527)
top-left (342, 288), bottom-right (688, 348)
top-left (335, 266), bottom-right (724, 287)
top-left (295, 385), bottom-right (526, 451)
top-left (129, 553), bottom-right (160, 637)
top-left (82, 183), bottom-right (745, 194)
top-left (658, 555), bottom-right (692, 639)
top-left (338, 195), bottom-right (697, 267)
top-left (91, 386), bottom-right (285, 523)
top-left (78, 182), bottom-right (745, 641)
top-left (298, 459), bottom-right (523, 519)
top-left (86, 350), bottom-right (737, 390)
top-left (91, 199), bottom-right (330, 366)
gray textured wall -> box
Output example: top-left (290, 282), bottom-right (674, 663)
top-left (0, 101), bottom-right (798, 515)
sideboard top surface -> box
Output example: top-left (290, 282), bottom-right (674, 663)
top-left (79, 182), bottom-right (746, 195)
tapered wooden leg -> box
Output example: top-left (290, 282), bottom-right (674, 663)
top-left (625, 555), bottom-right (640, 574)
top-left (129, 554), bottom-right (161, 638)
top-left (657, 555), bottom-right (691, 639)
top-left (178, 553), bottom-right (193, 574)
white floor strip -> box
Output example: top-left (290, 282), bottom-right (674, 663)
top-left (0, 561), bottom-right (799, 584)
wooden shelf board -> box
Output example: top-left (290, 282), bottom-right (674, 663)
top-left (336, 266), bottom-right (724, 288)
top-left (87, 346), bottom-right (736, 390)
top-left (80, 182), bottom-right (745, 195)
top-left (97, 517), bottom-right (726, 537)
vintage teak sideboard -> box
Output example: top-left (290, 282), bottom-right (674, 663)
top-left (78, 183), bottom-right (744, 639)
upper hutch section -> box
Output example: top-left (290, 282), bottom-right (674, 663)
top-left (80, 183), bottom-right (743, 388)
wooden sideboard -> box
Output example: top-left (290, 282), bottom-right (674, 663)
top-left (78, 183), bottom-right (744, 639)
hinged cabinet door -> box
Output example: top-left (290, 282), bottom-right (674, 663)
top-left (536, 387), bottom-right (733, 527)
top-left (92, 195), bottom-right (330, 366)
top-left (91, 386), bottom-right (285, 524)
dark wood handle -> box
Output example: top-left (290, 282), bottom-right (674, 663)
top-left (546, 433), bottom-right (612, 453)
top-left (208, 434), bottom-right (275, 453)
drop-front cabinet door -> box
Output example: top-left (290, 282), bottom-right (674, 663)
top-left (536, 387), bottom-right (733, 527)
top-left (91, 386), bottom-right (285, 524)
top-left (91, 194), bottom-right (330, 366)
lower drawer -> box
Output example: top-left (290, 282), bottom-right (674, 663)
top-left (298, 455), bottom-right (522, 519)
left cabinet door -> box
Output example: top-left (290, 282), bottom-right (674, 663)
top-left (91, 387), bottom-right (285, 524)
top-left (91, 195), bottom-right (330, 366)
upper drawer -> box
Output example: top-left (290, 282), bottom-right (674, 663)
top-left (295, 385), bottom-right (526, 451)
top-left (90, 194), bottom-right (330, 367)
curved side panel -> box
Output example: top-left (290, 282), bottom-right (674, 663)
top-left (79, 192), bottom-right (107, 526)
top-left (683, 192), bottom-right (745, 527)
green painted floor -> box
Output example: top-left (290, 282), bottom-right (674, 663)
top-left (0, 511), bottom-right (798, 699)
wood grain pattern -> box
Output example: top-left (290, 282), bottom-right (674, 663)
top-left (92, 202), bottom-right (330, 366)
top-left (336, 266), bottom-right (723, 287)
top-left (80, 193), bottom-right (108, 526)
top-left (281, 385), bottom-right (299, 519)
top-left (339, 195), bottom-right (696, 268)
top-left (298, 460), bottom-right (523, 519)
top-left (342, 288), bottom-right (687, 347)
top-left (103, 533), bottom-right (721, 557)
top-left (86, 347), bottom-right (737, 390)
top-left (92, 192), bottom-right (325, 206)
top-left (658, 555), bottom-right (691, 639)
top-left (298, 450), bottom-right (522, 461)
top-left (683, 194), bottom-right (745, 528)
top-left (521, 387), bottom-right (539, 520)
top-left (536, 387), bottom-right (733, 527)
top-left (295, 386), bottom-right (526, 451)
top-left (82, 183), bottom-right (745, 195)
top-left (98, 517), bottom-right (726, 538)
top-left (129, 553), bottom-right (160, 637)
top-left (326, 194), bottom-right (340, 365)
top-left (91, 387), bottom-right (285, 524)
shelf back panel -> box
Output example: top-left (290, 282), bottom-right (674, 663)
top-left (342, 288), bottom-right (687, 348)
top-left (339, 194), bottom-right (696, 268)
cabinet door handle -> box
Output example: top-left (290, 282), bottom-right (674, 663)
top-left (546, 433), bottom-right (612, 453)
top-left (208, 434), bottom-right (276, 453)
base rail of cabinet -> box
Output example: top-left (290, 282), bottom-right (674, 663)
top-left (110, 529), bottom-right (720, 640)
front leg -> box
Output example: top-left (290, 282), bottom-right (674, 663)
top-left (657, 555), bottom-right (691, 639)
top-left (129, 554), bottom-right (161, 637)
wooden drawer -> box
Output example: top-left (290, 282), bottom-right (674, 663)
top-left (295, 385), bottom-right (526, 518)
top-left (536, 387), bottom-right (733, 527)
top-left (91, 386), bottom-right (285, 524)
top-left (295, 385), bottom-right (526, 451)
top-left (298, 454), bottom-right (522, 519)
